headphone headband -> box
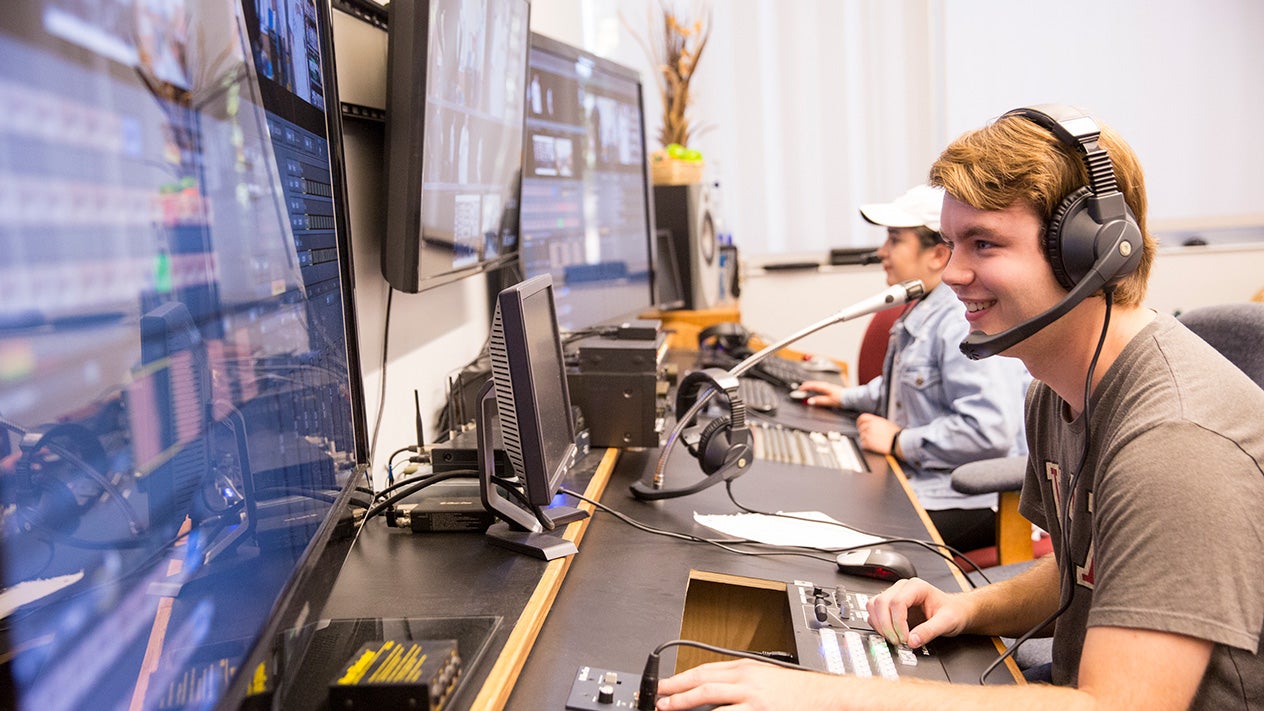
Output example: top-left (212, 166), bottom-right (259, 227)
top-left (1002, 104), bottom-right (1125, 222)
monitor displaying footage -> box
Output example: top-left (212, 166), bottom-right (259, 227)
top-left (0, 1), bottom-right (364, 708)
top-left (518, 32), bottom-right (658, 332)
top-left (382, 0), bottom-right (530, 293)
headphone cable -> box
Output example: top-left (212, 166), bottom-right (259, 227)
top-left (977, 287), bottom-right (1114, 684)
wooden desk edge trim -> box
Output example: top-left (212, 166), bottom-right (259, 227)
top-left (470, 447), bottom-right (621, 710)
top-left (885, 455), bottom-right (1024, 684)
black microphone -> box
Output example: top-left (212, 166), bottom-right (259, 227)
top-left (631, 280), bottom-right (926, 501)
top-left (960, 229), bottom-right (1137, 360)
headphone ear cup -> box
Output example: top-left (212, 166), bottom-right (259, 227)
top-left (1044, 186), bottom-right (1093, 290)
top-left (1046, 186), bottom-right (1144, 292)
top-left (695, 416), bottom-right (734, 475)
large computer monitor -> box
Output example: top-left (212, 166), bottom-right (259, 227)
top-left (476, 275), bottom-right (587, 559)
top-left (0, 1), bottom-right (365, 708)
top-left (381, 0), bottom-right (530, 293)
top-left (518, 33), bottom-right (662, 332)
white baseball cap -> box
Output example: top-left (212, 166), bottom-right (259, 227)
top-left (859, 184), bottom-right (946, 233)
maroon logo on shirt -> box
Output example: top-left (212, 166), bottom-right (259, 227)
top-left (1045, 460), bottom-right (1096, 590)
top-left (1044, 461), bottom-right (1066, 520)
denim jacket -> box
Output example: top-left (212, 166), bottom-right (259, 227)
top-left (839, 284), bottom-right (1030, 510)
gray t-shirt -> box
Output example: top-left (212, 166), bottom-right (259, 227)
top-left (1019, 312), bottom-right (1264, 709)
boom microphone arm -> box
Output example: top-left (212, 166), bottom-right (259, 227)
top-left (631, 280), bottom-right (926, 501)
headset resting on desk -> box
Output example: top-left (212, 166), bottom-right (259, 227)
top-left (628, 368), bottom-right (753, 501)
top-left (633, 281), bottom-right (926, 501)
top-left (697, 322), bottom-right (755, 358)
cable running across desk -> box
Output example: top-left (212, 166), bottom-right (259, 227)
top-left (561, 486), bottom-right (990, 586)
top-left (561, 488), bottom-right (838, 565)
top-left (722, 482), bottom-right (991, 586)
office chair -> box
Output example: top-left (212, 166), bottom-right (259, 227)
top-left (953, 301), bottom-right (1264, 569)
top-left (951, 456), bottom-right (1038, 568)
top-left (855, 304), bottom-right (904, 385)
top-left (1176, 302), bottom-right (1264, 388)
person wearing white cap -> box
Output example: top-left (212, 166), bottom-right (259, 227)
top-left (798, 184), bottom-right (1031, 553)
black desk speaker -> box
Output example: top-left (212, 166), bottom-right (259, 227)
top-left (654, 183), bottom-right (721, 310)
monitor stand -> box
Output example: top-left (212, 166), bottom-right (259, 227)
top-left (484, 522), bottom-right (578, 561)
top-left (475, 382), bottom-right (586, 560)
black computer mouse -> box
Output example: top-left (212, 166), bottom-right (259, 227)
top-left (836, 548), bottom-right (916, 581)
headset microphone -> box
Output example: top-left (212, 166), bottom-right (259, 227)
top-left (960, 227), bottom-right (1137, 360)
top-left (959, 104), bottom-right (1143, 360)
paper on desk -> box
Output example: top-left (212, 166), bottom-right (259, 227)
top-left (694, 511), bottom-right (883, 549)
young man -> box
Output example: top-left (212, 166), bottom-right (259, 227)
top-left (654, 106), bottom-right (1264, 709)
top-left (800, 184), bottom-right (1030, 552)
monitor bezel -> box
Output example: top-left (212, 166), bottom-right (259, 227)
top-left (219, 0), bottom-right (369, 706)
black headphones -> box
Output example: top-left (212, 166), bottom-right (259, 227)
top-left (675, 369), bottom-right (752, 475)
top-left (697, 322), bottom-right (754, 358)
top-left (1011, 104), bottom-right (1144, 291)
top-left (13, 423), bottom-right (113, 535)
top-left (960, 104), bottom-right (1145, 360)
top-left (629, 367), bottom-right (752, 500)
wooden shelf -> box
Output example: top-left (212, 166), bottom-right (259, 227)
top-left (643, 305), bottom-right (741, 352)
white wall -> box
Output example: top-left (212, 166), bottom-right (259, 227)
top-left (1146, 245), bottom-right (1264, 316)
top-left (532, 0), bottom-right (1264, 256)
top-left (936, 0), bottom-right (1264, 230)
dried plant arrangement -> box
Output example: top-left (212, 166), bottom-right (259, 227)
top-left (626, 0), bottom-right (713, 151)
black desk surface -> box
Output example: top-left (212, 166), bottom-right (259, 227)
top-left (320, 392), bottom-right (1018, 709)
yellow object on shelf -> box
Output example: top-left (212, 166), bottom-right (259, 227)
top-left (651, 150), bottom-right (705, 186)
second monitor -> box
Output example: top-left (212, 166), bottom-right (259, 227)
top-left (477, 274), bottom-right (588, 559)
top-left (518, 33), bottom-right (661, 332)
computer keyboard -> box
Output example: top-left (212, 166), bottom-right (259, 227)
top-left (738, 376), bottom-right (780, 414)
top-left (750, 423), bottom-right (865, 472)
top-left (749, 357), bottom-right (816, 390)
top-left (696, 349), bottom-right (820, 391)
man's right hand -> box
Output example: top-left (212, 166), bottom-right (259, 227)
top-left (865, 577), bottom-right (972, 649)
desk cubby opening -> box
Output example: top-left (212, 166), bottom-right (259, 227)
top-left (675, 570), bottom-right (797, 673)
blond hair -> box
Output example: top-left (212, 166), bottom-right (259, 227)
top-left (929, 112), bottom-right (1154, 306)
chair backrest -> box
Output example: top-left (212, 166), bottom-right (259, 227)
top-left (1177, 302), bottom-right (1264, 389)
top-left (856, 304), bottom-right (904, 385)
